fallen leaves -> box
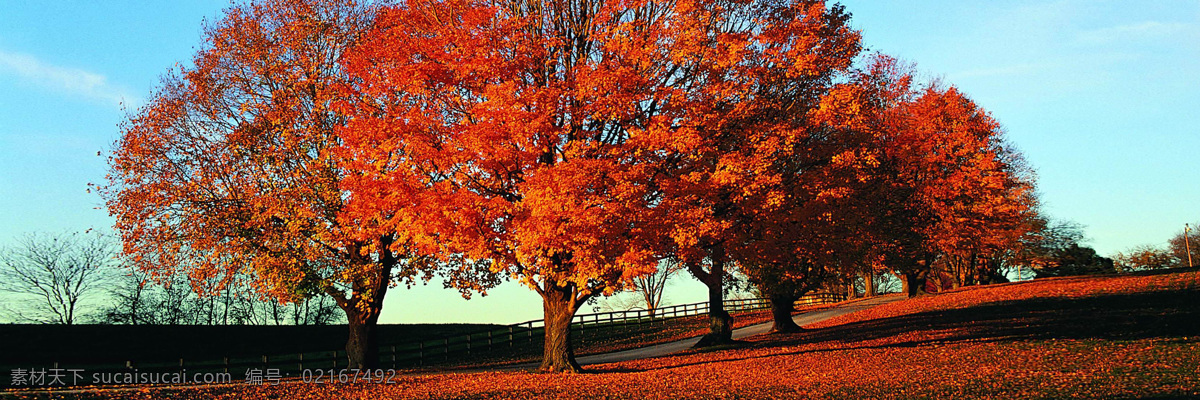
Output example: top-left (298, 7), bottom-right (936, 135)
top-left (26, 271), bottom-right (1197, 399)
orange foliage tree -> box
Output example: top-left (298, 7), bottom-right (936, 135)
top-left (650, 0), bottom-right (861, 345)
top-left (99, 0), bottom-right (482, 368)
top-left (340, 0), bottom-right (859, 368)
top-left (732, 89), bottom-right (878, 333)
top-left (836, 55), bottom-right (1038, 297)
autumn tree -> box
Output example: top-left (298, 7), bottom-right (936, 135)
top-left (1114, 245), bottom-right (1178, 272)
top-left (649, 0), bottom-right (861, 346)
top-left (835, 55), bottom-right (1036, 297)
top-left (740, 258), bottom-right (828, 333)
top-left (1168, 224), bottom-right (1199, 268)
top-left (341, 0), bottom-right (860, 368)
top-left (99, 0), bottom-right (468, 368)
top-left (345, 0), bottom-right (675, 373)
top-left (733, 89), bottom-right (878, 333)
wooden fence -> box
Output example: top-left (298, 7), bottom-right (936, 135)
top-left (4, 293), bottom-right (846, 387)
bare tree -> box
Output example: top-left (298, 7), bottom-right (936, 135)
top-left (96, 266), bottom-right (345, 326)
top-left (0, 232), bottom-right (116, 324)
top-left (96, 266), bottom-right (153, 325)
top-left (631, 259), bottom-right (685, 317)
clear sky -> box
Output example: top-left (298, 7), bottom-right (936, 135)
top-left (1, 1), bottom-right (1197, 324)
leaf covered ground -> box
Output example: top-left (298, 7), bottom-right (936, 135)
top-left (14, 270), bottom-right (1200, 399)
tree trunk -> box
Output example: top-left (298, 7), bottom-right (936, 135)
top-left (694, 261), bottom-right (732, 347)
top-left (345, 306), bottom-right (382, 369)
top-left (769, 296), bottom-right (802, 333)
top-left (953, 255), bottom-right (972, 289)
top-left (338, 238), bottom-right (396, 369)
top-left (863, 272), bottom-right (875, 297)
top-left (643, 291), bottom-right (656, 318)
top-left (685, 245), bottom-right (734, 348)
top-left (903, 270), bottom-right (928, 298)
top-left (539, 284), bottom-right (583, 373)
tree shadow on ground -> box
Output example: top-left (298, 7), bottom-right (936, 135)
top-left (600, 286), bottom-right (1200, 373)
top-left (801, 288), bottom-right (1200, 347)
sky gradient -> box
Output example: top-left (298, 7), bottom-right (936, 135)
top-left (1, 1), bottom-right (1197, 324)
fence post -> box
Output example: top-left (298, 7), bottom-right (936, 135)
top-left (488, 330), bottom-right (493, 350)
top-left (333, 350), bottom-right (338, 369)
top-left (467, 333), bottom-right (472, 355)
top-left (179, 358), bottom-right (184, 368)
top-left (262, 355), bottom-right (268, 369)
top-left (223, 356), bottom-right (228, 374)
top-left (298, 353), bottom-right (304, 372)
top-left (391, 345), bottom-right (397, 369)
top-left (508, 326), bottom-right (514, 348)
top-left (419, 342), bottom-right (425, 366)
top-left (444, 338), bottom-right (450, 360)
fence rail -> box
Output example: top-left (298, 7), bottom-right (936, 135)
top-left (4, 293), bottom-right (847, 387)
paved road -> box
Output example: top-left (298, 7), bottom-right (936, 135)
top-left (484, 294), bottom-right (904, 372)
top-left (574, 294), bottom-right (903, 366)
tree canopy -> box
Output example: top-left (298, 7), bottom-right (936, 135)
top-left (105, 0), bottom-right (1047, 373)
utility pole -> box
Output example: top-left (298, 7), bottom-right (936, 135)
top-left (1186, 223), bottom-right (1194, 268)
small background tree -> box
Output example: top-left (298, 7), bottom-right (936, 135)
top-left (1168, 224), bottom-right (1199, 268)
top-left (1114, 245), bottom-right (1178, 273)
top-left (0, 231), bottom-right (116, 324)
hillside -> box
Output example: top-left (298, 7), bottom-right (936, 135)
top-left (14, 269), bottom-right (1200, 399)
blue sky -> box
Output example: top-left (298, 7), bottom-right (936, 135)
top-left (1, 1), bottom-right (1197, 324)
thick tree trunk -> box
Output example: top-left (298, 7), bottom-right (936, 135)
top-left (685, 244), bottom-right (734, 348)
top-left (338, 239), bottom-right (394, 370)
top-left (769, 296), bottom-right (802, 333)
top-left (694, 262), bottom-right (733, 347)
top-left (346, 307), bottom-right (382, 368)
top-left (539, 285), bottom-right (582, 373)
top-left (903, 270), bottom-right (928, 298)
top-left (345, 307), bottom-right (382, 369)
top-left (863, 272), bottom-right (875, 297)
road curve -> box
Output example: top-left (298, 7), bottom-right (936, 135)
top-left (480, 293), bottom-right (905, 372)
top-left (574, 294), bottom-right (904, 366)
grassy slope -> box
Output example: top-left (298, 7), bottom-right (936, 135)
top-left (14, 270), bottom-right (1200, 399)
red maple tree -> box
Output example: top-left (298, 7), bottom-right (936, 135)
top-left (99, 0), bottom-right (475, 368)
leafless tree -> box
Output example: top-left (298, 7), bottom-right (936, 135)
top-left (631, 258), bottom-right (685, 317)
top-left (97, 266), bottom-right (154, 325)
top-left (0, 232), bottom-right (116, 324)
